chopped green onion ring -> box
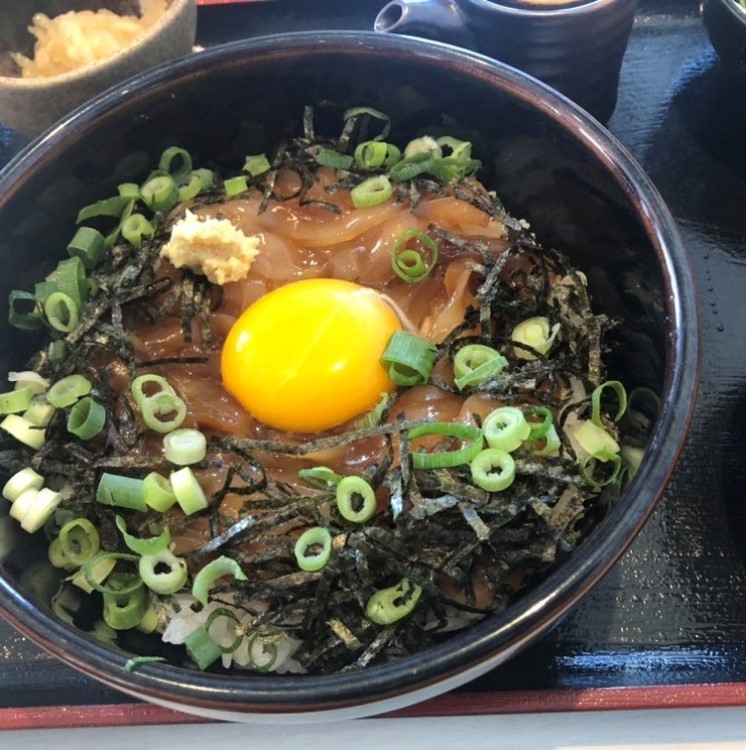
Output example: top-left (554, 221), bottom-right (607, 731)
top-left (184, 626), bottom-right (222, 670)
top-left (158, 146), bottom-right (193, 182)
top-left (103, 585), bottom-right (147, 630)
top-left (243, 154), bottom-right (271, 177)
top-left (591, 380), bottom-right (628, 427)
top-left (205, 607), bottom-right (244, 654)
top-left (121, 213), bottom-right (155, 248)
top-left (143, 472), bottom-right (178, 512)
top-left (192, 555), bottom-right (248, 607)
top-left (46, 374), bottom-right (92, 408)
top-left (0, 413), bottom-right (46, 449)
top-left (580, 450), bottom-right (623, 488)
top-left (366, 578), bottom-right (422, 625)
top-left (139, 549), bottom-right (188, 595)
top-left (58, 517), bottom-right (100, 567)
top-left (247, 631), bottom-right (279, 672)
top-left (453, 345), bottom-right (508, 390)
top-left (470, 448), bottom-right (516, 492)
top-left (141, 174), bottom-right (179, 213)
top-left (67, 226), bottom-right (106, 270)
top-left (354, 140), bottom-right (389, 169)
top-left (66, 396), bottom-right (106, 440)
top-left (96, 473), bottom-right (147, 512)
top-left (224, 175), bottom-right (248, 197)
top-left (336, 476), bottom-right (377, 523)
top-left (297, 466), bottom-right (343, 489)
top-left (115, 514), bottom-right (171, 556)
top-left (44, 291), bottom-right (79, 333)
top-left (523, 406), bottom-right (554, 442)
top-left (2, 467), bottom-right (44, 502)
top-left (482, 407), bottom-right (531, 452)
top-left (163, 428), bottom-right (207, 465)
top-left (343, 106), bottom-right (391, 141)
top-left (391, 229), bottom-right (439, 283)
top-left (82, 552), bottom-right (142, 596)
top-left (130, 374), bottom-right (187, 433)
top-left (408, 422), bottom-right (484, 469)
top-left (170, 467), bottom-right (208, 515)
top-left (380, 330), bottom-right (438, 386)
top-left (315, 149), bottom-right (353, 170)
top-left (0, 386), bottom-right (34, 415)
top-left (293, 526), bottom-right (332, 572)
top-left (350, 175), bottom-right (393, 208)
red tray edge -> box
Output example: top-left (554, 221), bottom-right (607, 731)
top-left (3, 683), bottom-right (746, 730)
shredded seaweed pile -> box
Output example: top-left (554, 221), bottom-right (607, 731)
top-left (0, 106), bottom-right (653, 675)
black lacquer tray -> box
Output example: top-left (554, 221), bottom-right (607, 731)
top-left (2, 0), bottom-right (746, 726)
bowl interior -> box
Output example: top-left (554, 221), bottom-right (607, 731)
top-left (0, 33), bottom-right (697, 719)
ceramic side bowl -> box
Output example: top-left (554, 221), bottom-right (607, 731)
top-left (0, 32), bottom-right (699, 722)
top-left (0, 0), bottom-right (197, 137)
top-left (703, 0), bottom-right (746, 72)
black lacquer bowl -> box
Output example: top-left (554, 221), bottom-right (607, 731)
top-left (0, 33), bottom-right (699, 721)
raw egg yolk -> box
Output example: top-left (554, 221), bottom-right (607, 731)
top-left (221, 278), bottom-right (402, 433)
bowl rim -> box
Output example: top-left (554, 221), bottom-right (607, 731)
top-left (0, 29), bottom-right (701, 720)
top-left (0, 0), bottom-right (195, 89)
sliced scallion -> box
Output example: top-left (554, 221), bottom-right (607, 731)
top-left (391, 229), bottom-right (438, 283)
top-left (170, 467), bottom-right (208, 515)
top-left (115, 514), bottom-right (171, 556)
top-left (0, 413), bottom-right (45, 449)
top-left (350, 175), bottom-right (393, 208)
top-left (121, 213), bottom-right (155, 248)
top-left (408, 422), bottom-right (483, 469)
top-left (243, 154), bottom-right (271, 177)
top-left (143, 472), bottom-right (177, 512)
top-left (96, 473), bottom-right (147, 512)
top-left (46, 374), bottom-right (92, 408)
top-left (158, 146), bottom-right (193, 182)
top-left (66, 396), bottom-right (106, 440)
top-left (67, 226), bottom-right (106, 270)
top-left (470, 448), bottom-right (516, 492)
top-left (0, 386), bottom-right (34, 415)
top-left (130, 374), bottom-right (187, 433)
top-left (205, 608), bottom-right (243, 654)
top-left (591, 380), bottom-right (628, 427)
top-left (44, 291), bottom-right (79, 333)
top-left (141, 174), bottom-right (179, 213)
top-left (8, 290), bottom-right (44, 330)
top-left (2, 467), bottom-right (44, 502)
top-left (380, 330), bottom-right (437, 386)
top-left (354, 141), bottom-right (389, 169)
top-left (103, 585), bottom-right (147, 630)
top-left (366, 578), bottom-right (422, 625)
top-left (343, 106), bottom-right (391, 141)
top-left (297, 466), bottom-right (343, 489)
top-left (139, 549), bottom-right (188, 595)
top-left (184, 626), bottom-right (222, 670)
top-left (512, 316), bottom-right (560, 360)
top-left (335, 476), bottom-right (377, 523)
top-left (315, 149), bottom-right (353, 170)
top-left (192, 555), bottom-right (247, 607)
top-left (453, 344), bottom-right (508, 390)
top-left (293, 526), bottom-right (333, 572)
top-left (58, 517), bottom-right (100, 567)
top-left (163, 428), bottom-right (207, 466)
top-left (224, 175), bottom-right (248, 197)
top-left (482, 407), bottom-right (531, 453)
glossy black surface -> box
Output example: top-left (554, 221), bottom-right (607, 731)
top-left (0, 0), bottom-right (741, 712)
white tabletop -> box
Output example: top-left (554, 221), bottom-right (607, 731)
top-left (4, 707), bottom-right (746, 748)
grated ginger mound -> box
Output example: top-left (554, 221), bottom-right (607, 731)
top-left (11, 0), bottom-right (169, 79)
top-left (160, 210), bottom-right (262, 285)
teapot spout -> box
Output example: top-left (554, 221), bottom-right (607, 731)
top-left (374, 0), bottom-right (477, 52)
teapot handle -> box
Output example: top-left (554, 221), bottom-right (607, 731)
top-left (374, 0), bottom-right (478, 52)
